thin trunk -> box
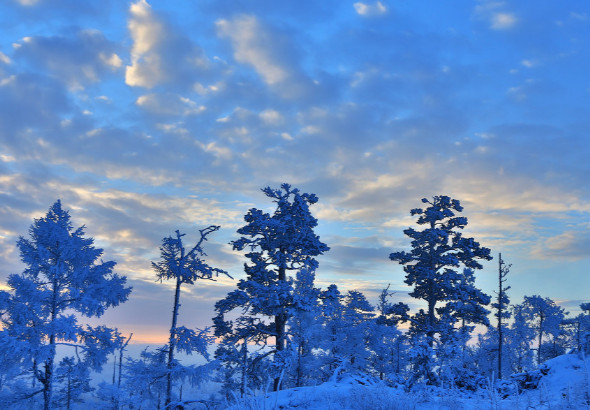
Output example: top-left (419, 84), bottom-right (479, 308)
top-left (273, 257), bottom-right (287, 392)
top-left (296, 340), bottom-right (304, 387)
top-left (538, 313), bottom-right (544, 365)
top-left (166, 231), bottom-right (185, 408)
top-left (240, 339), bottom-right (248, 398)
top-left (118, 333), bottom-right (132, 388)
top-left (112, 355), bottom-right (117, 385)
top-left (427, 293), bottom-right (436, 348)
top-left (66, 368), bottom-right (72, 410)
top-left (498, 253), bottom-right (503, 380)
top-left (44, 275), bottom-right (59, 410)
top-left (166, 276), bottom-right (182, 407)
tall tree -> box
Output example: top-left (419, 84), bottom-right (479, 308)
top-left (0, 200), bottom-right (131, 410)
top-left (152, 226), bottom-right (229, 408)
top-left (389, 196), bottom-right (492, 383)
top-left (214, 183), bottom-right (329, 391)
top-left (492, 253), bottom-right (511, 379)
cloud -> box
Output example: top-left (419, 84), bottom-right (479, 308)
top-left (353, 2), bottom-right (387, 17)
top-left (490, 12), bottom-right (518, 30)
top-left (136, 93), bottom-right (206, 116)
top-left (126, 0), bottom-right (210, 89)
top-left (474, 2), bottom-right (518, 31)
top-left (13, 29), bottom-right (122, 90)
top-left (15, 0), bottom-right (40, 5)
top-left (532, 231), bottom-right (590, 261)
top-left (216, 15), bottom-right (315, 99)
top-left (0, 52), bottom-right (11, 65)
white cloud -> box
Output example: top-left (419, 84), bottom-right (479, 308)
top-left (125, 1), bottom-right (165, 87)
top-left (259, 109), bottom-right (283, 125)
top-left (353, 1), bottom-right (387, 17)
top-left (216, 15), bottom-right (288, 85)
top-left (125, 0), bottom-right (209, 88)
top-left (0, 52), bottom-right (11, 65)
top-left (12, 30), bottom-right (120, 89)
top-left (100, 52), bottom-right (122, 69)
top-left (136, 93), bottom-right (206, 116)
top-left (16, 0), bottom-right (41, 5)
top-left (531, 231), bottom-right (590, 261)
top-left (490, 12), bottom-right (517, 30)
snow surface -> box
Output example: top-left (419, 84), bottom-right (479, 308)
top-left (221, 354), bottom-right (590, 410)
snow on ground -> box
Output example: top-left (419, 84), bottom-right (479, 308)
top-left (222, 354), bottom-right (590, 410)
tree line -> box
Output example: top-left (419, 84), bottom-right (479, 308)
top-left (0, 185), bottom-right (588, 409)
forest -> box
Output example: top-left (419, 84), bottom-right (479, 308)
top-left (1, 183), bottom-right (589, 409)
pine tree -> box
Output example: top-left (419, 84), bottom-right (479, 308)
top-left (288, 260), bottom-right (323, 387)
top-left (492, 253), bottom-right (511, 379)
top-left (389, 196), bottom-right (492, 384)
top-left (369, 285), bottom-right (408, 381)
top-left (520, 295), bottom-right (567, 366)
top-left (152, 226), bottom-right (229, 407)
top-left (214, 184), bottom-right (329, 391)
top-left (507, 304), bottom-right (535, 373)
top-left (0, 200), bottom-right (131, 410)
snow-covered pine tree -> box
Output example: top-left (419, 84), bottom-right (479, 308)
top-left (318, 284), bottom-right (346, 379)
top-left (492, 253), bottom-right (511, 379)
top-left (0, 200), bottom-right (131, 410)
top-left (389, 196), bottom-right (492, 384)
top-left (214, 184), bottom-right (329, 391)
top-left (368, 285), bottom-right (408, 381)
top-left (519, 295), bottom-right (567, 366)
top-left (54, 357), bottom-right (92, 410)
top-left (288, 259), bottom-right (324, 387)
top-left (341, 290), bottom-right (374, 372)
top-left (507, 304), bottom-right (535, 373)
top-left (562, 303), bottom-right (590, 353)
top-left (152, 226), bottom-right (229, 407)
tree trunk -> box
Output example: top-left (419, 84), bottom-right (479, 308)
top-left (44, 274), bottom-right (59, 410)
top-left (240, 339), bottom-right (248, 398)
top-left (498, 253), bottom-right (503, 380)
top-left (538, 313), bottom-right (544, 365)
top-left (273, 259), bottom-right (287, 392)
top-left (166, 276), bottom-right (182, 407)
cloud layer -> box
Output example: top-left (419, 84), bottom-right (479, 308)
top-left (1, 0), bottom-right (590, 341)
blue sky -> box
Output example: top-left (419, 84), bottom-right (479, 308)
top-left (1, 0), bottom-right (589, 343)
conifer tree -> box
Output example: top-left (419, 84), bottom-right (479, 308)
top-left (520, 295), bottom-right (566, 366)
top-left (0, 200), bottom-right (131, 410)
top-left (492, 253), bottom-right (511, 379)
top-left (389, 196), bottom-right (492, 384)
top-left (214, 184), bottom-right (329, 391)
top-left (152, 226), bottom-right (229, 407)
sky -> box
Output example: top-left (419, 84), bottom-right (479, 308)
top-left (1, 0), bottom-right (589, 344)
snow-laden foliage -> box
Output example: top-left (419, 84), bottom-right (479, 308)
top-left (153, 226), bottom-right (229, 407)
top-left (214, 184), bottom-right (329, 393)
top-left (390, 196), bottom-right (492, 384)
top-left (0, 200), bottom-right (131, 410)
top-left (2, 193), bottom-right (588, 407)
top-left (519, 295), bottom-right (567, 366)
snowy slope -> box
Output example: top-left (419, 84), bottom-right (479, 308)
top-left (222, 354), bottom-right (590, 410)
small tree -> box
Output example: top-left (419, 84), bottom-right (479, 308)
top-left (492, 253), bottom-right (511, 379)
top-left (507, 304), bottom-right (535, 372)
top-left (0, 200), bottom-right (131, 410)
top-left (389, 196), bottom-right (492, 383)
top-left (520, 295), bottom-right (566, 365)
top-left (369, 285), bottom-right (408, 381)
top-left (54, 357), bottom-right (92, 410)
top-left (214, 184), bottom-right (329, 391)
top-left (288, 260), bottom-right (323, 387)
top-left (152, 226), bottom-right (229, 407)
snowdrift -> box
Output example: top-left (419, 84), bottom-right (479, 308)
top-left (223, 354), bottom-right (590, 410)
